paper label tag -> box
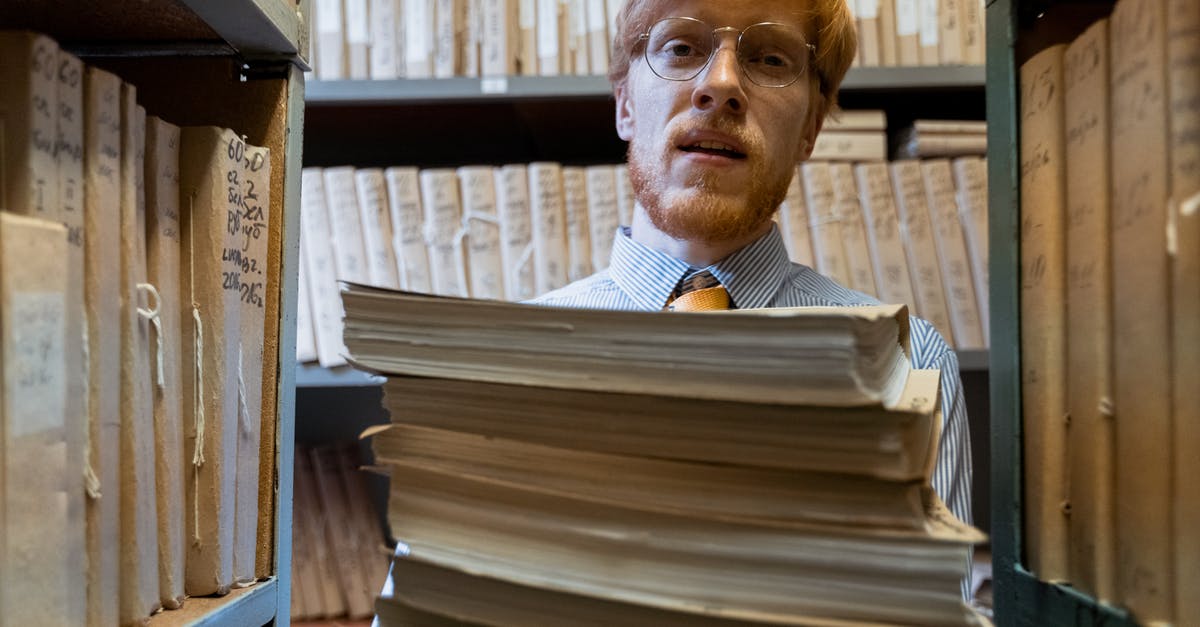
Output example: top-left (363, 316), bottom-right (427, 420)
top-left (9, 291), bottom-right (66, 437)
top-left (896, 0), bottom-right (919, 36)
top-left (481, 77), bottom-right (509, 93)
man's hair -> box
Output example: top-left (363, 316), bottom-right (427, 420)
top-left (607, 0), bottom-right (858, 118)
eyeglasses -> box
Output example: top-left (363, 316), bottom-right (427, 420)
top-left (637, 17), bottom-right (816, 88)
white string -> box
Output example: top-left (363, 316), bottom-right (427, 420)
top-left (81, 322), bottom-right (101, 499)
top-left (137, 282), bottom-right (165, 388)
top-left (237, 347), bottom-right (251, 435)
top-left (514, 243), bottom-right (535, 299)
top-left (190, 192), bottom-right (204, 545)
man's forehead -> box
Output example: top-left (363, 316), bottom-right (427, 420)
top-left (642, 0), bottom-right (812, 29)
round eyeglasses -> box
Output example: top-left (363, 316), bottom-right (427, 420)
top-left (638, 17), bottom-right (816, 88)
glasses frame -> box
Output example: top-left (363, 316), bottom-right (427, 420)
top-left (636, 16), bottom-right (818, 88)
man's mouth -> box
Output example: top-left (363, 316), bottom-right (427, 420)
top-left (678, 140), bottom-right (747, 160)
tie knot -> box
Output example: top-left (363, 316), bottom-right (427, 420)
top-left (666, 270), bottom-right (730, 311)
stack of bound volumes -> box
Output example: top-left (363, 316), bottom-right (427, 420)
top-left (342, 288), bottom-right (987, 626)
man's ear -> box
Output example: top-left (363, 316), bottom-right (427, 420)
top-left (615, 82), bottom-right (635, 141)
top-left (799, 95), bottom-right (827, 161)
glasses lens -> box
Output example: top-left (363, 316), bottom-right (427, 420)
top-left (645, 18), bottom-right (713, 81)
top-left (738, 23), bottom-right (809, 87)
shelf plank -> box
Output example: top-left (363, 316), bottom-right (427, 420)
top-left (305, 65), bottom-right (985, 105)
top-left (179, 0), bottom-right (304, 60)
top-left (147, 578), bottom-right (277, 627)
top-left (297, 362), bottom-right (386, 387)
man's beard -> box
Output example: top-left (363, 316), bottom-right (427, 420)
top-left (627, 116), bottom-right (792, 246)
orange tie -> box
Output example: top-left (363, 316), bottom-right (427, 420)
top-left (665, 271), bottom-right (731, 311)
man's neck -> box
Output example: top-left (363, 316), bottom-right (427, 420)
top-left (629, 206), bottom-right (773, 267)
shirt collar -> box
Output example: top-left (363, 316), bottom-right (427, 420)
top-left (606, 223), bottom-right (792, 310)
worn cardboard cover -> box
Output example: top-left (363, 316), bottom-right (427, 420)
top-left (118, 87), bottom-right (160, 625)
top-left (527, 162), bottom-right (569, 294)
top-left (855, 162), bottom-right (918, 311)
top-left (951, 156), bottom-right (989, 337)
top-left (801, 162), bottom-right (851, 287)
top-left (921, 159), bottom-right (985, 349)
top-left (300, 169), bottom-right (349, 368)
top-left (145, 115), bottom-right (187, 609)
top-left (495, 164), bottom-right (536, 300)
top-left (323, 166), bottom-right (370, 285)
top-left (0, 213), bottom-right (70, 627)
top-left (458, 166), bottom-right (506, 299)
top-left (830, 163), bottom-right (878, 296)
top-left (1018, 44), bottom-right (1070, 584)
top-left (1110, 0), bottom-right (1172, 618)
top-left (384, 166), bottom-right (433, 294)
top-left (82, 65), bottom-right (123, 627)
top-left (1167, 0), bottom-right (1200, 618)
top-left (233, 143), bottom-right (271, 585)
top-left (1062, 20), bottom-right (1116, 604)
top-left (561, 166), bottom-right (592, 282)
top-left (419, 168), bottom-right (471, 297)
top-left (355, 168), bottom-right (401, 289)
top-left (179, 125), bottom-right (242, 596)
top-left (53, 47), bottom-right (89, 627)
top-left (890, 160), bottom-right (955, 344)
top-left (584, 165), bottom-right (619, 272)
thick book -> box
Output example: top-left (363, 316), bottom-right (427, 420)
top-left (144, 115), bottom-right (187, 610)
top-left (0, 31), bottom-right (60, 218)
top-left (233, 143), bottom-right (271, 587)
top-left (854, 162), bottom-right (918, 311)
top-left (921, 159), bottom-right (985, 349)
top-left (341, 288), bottom-right (915, 408)
top-left (809, 130), bottom-right (888, 161)
top-left (345, 0), bottom-right (370, 78)
top-left (404, 0), bottom-right (435, 77)
top-left (300, 168), bottom-right (349, 368)
top-left (0, 212), bottom-right (71, 627)
top-left (457, 165), bottom-right (506, 299)
top-left (583, 164), bottom-right (619, 271)
top-left (1110, 0), bottom-right (1172, 617)
top-left (1168, 0), bottom-right (1200, 618)
top-left (355, 168), bottom-right (401, 289)
top-left (495, 164), bottom-right (536, 301)
top-left (777, 165), bottom-right (815, 267)
top-left (369, 0), bottom-right (402, 79)
top-left (309, 447), bottom-right (373, 618)
top-left (384, 166), bottom-right (433, 293)
top-left (528, 162), bottom-right (569, 294)
top-left (384, 465), bottom-right (982, 626)
top-left (801, 161), bottom-right (852, 287)
top-left (890, 160), bottom-right (955, 345)
top-left (323, 166), bottom-right (370, 285)
top-left (857, 0), bottom-right (882, 66)
top-left (179, 126), bottom-right (243, 596)
top-left (117, 87), bottom-right (160, 625)
top-left (53, 48), bottom-right (89, 627)
top-left (83, 65), bottom-right (123, 627)
top-left (1019, 44), bottom-right (1070, 584)
top-left (830, 163), bottom-right (878, 297)
top-left (373, 368), bottom-right (941, 482)
top-left (895, 0), bottom-right (920, 65)
top-left (314, 0), bottom-right (346, 79)
top-left (481, 0), bottom-right (520, 76)
top-left (418, 168), bottom-right (470, 297)
top-left (614, 163), bottom-right (635, 227)
top-left (1063, 19), bottom-right (1116, 604)
top-left (951, 156), bottom-right (989, 338)
top-left (561, 166), bottom-right (592, 282)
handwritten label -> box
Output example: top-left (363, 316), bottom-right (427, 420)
top-left (223, 135), bottom-right (245, 293)
top-left (10, 291), bottom-right (66, 437)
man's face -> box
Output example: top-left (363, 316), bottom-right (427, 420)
top-left (616, 0), bottom-right (822, 245)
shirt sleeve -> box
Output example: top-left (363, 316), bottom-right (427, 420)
top-left (908, 317), bottom-right (975, 600)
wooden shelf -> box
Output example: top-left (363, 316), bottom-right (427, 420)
top-left (147, 578), bottom-right (278, 627)
top-left (297, 362), bottom-right (386, 388)
top-left (305, 65), bottom-right (985, 105)
top-left (0, 0), bottom-right (305, 63)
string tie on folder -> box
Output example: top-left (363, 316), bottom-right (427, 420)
top-left (80, 322), bottom-right (102, 499)
top-left (137, 282), bottom-right (165, 388)
top-left (192, 306), bottom-right (205, 545)
top-left (238, 347), bottom-right (251, 435)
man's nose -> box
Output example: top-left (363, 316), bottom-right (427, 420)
top-left (691, 45), bottom-right (747, 114)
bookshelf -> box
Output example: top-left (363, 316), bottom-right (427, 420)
top-left (0, 1), bottom-right (306, 625)
top-left (987, 0), bottom-right (1163, 624)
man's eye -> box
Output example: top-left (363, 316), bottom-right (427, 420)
top-left (669, 43), bottom-right (693, 57)
top-left (763, 54), bottom-right (787, 67)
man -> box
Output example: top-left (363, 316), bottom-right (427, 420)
top-left (533, 0), bottom-right (973, 588)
